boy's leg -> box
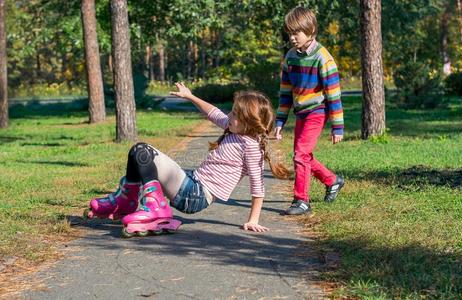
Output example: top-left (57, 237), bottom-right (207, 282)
top-left (310, 151), bottom-right (344, 203)
top-left (287, 113), bottom-right (325, 215)
top-left (311, 158), bottom-right (336, 186)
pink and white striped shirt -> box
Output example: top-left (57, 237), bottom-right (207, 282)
top-left (194, 108), bottom-right (265, 201)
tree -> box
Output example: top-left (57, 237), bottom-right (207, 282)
top-left (360, 0), bottom-right (385, 139)
top-left (81, 0), bottom-right (106, 123)
top-left (0, 0), bottom-right (7, 129)
top-left (111, 0), bottom-right (136, 142)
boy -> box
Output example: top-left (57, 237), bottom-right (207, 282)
top-left (274, 6), bottom-right (345, 215)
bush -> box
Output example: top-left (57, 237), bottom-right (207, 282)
top-left (9, 82), bottom-right (86, 98)
top-left (393, 62), bottom-right (445, 109)
top-left (192, 82), bottom-right (247, 103)
top-left (444, 71), bottom-right (462, 96)
top-left (246, 60), bottom-right (280, 99)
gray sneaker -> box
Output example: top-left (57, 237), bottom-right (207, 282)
top-left (324, 175), bottom-right (345, 202)
top-left (285, 200), bottom-right (311, 215)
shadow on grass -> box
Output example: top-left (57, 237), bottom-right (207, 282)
top-left (9, 101), bottom-right (89, 119)
top-left (20, 142), bottom-right (64, 147)
top-left (15, 160), bottom-right (89, 167)
top-left (339, 165), bottom-right (462, 190)
top-left (318, 237), bottom-right (462, 298)
top-left (0, 135), bottom-right (25, 144)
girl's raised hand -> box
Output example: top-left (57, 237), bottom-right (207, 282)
top-left (170, 82), bottom-right (193, 99)
top-left (243, 222), bottom-right (269, 233)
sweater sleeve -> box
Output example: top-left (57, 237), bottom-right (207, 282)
top-left (320, 59), bottom-right (344, 135)
top-left (275, 59), bottom-right (293, 128)
top-left (207, 107), bottom-right (229, 130)
top-left (244, 141), bottom-right (265, 198)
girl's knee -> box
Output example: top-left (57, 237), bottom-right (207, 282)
top-left (129, 143), bottom-right (158, 165)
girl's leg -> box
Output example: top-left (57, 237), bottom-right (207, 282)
top-left (126, 143), bottom-right (186, 200)
top-left (125, 143), bottom-right (209, 215)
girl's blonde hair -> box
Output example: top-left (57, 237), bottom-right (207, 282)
top-left (283, 6), bottom-right (317, 41)
top-left (209, 91), bottom-right (290, 180)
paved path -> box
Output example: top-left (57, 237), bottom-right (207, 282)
top-left (22, 124), bottom-right (326, 300)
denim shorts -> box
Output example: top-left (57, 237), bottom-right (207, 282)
top-left (171, 171), bottom-right (210, 214)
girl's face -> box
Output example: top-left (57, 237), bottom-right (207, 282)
top-left (289, 31), bottom-right (311, 50)
top-left (228, 110), bottom-right (244, 134)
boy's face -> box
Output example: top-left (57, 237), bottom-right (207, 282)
top-left (289, 31), bottom-right (311, 51)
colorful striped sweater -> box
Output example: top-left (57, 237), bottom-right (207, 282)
top-left (276, 41), bottom-right (344, 135)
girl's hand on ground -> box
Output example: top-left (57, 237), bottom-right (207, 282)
top-left (243, 222), bottom-right (269, 232)
top-left (170, 82), bottom-right (193, 99)
top-left (274, 127), bottom-right (283, 140)
top-left (331, 134), bottom-right (343, 144)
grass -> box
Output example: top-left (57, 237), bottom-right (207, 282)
top-left (277, 96), bottom-right (462, 299)
top-left (0, 103), bottom-right (203, 263)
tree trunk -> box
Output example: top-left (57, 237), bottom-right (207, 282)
top-left (282, 29), bottom-right (290, 56)
top-left (360, 0), bottom-right (385, 139)
top-left (441, 4), bottom-right (451, 75)
top-left (111, 0), bottom-right (137, 142)
top-left (157, 43), bottom-right (165, 82)
top-left (187, 40), bottom-right (193, 79)
top-left (200, 37), bottom-right (206, 78)
top-left (0, 0), bottom-right (8, 129)
top-left (193, 41), bottom-right (199, 78)
top-left (35, 51), bottom-right (41, 83)
top-left (457, 0), bottom-right (462, 42)
top-left (108, 54), bottom-right (113, 74)
top-left (82, 0), bottom-right (106, 123)
top-left (213, 31), bottom-right (222, 68)
top-left (146, 45), bottom-right (154, 81)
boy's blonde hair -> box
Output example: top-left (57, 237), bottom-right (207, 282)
top-left (209, 91), bottom-right (290, 180)
top-left (283, 6), bottom-right (317, 40)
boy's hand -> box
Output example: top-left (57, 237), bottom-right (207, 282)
top-left (274, 126), bottom-right (283, 140)
top-left (170, 82), bottom-right (193, 99)
top-left (331, 134), bottom-right (343, 144)
top-left (243, 222), bottom-right (269, 232)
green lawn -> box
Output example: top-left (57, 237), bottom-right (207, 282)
top-left (278, 96), bottom-right (462, 299)
top-left (0, 104), bottom-right (203, 262)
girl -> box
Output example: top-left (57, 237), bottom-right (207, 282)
top-left (85, 83), bottom-right (289, 235)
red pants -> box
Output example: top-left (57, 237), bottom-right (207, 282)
top-left (293, 113), bottom-right (336, 201)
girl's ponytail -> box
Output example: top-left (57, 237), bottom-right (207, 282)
top-left (209, 128), bottom-right (231, 151)
top-left (259, 133), bottom-right (290, 180)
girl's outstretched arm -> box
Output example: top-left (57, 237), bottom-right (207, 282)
top-left (170, 82), bottom-right (216, 116)
top-left (243, 196), bottom-right (269, 232)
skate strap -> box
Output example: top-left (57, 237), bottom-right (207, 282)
top-left (108, 193), bottom-right (117, 206)
top-left (138, 185), bottom-right (157, 201)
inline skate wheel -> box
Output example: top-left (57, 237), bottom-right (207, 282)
top-left (152, 229), bottom-right (163, 235)
top-left (137, 231), bottom-right (149, 237)
top-left (83, 208), bottom-right (92, 220)
top-left (121, 228), bottom-right (135, 238)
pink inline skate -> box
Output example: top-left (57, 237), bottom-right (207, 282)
top-left (84, 177), bottom-right (140, 220)
top-left (121, 180), bottom-right (182, 238)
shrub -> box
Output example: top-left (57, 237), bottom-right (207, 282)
top-left (192, 82), bottom-right (247, 103)
top-left (393, 62), bottom-right (445, 109)
top-left (246, 60), bottom-right (280, 99)
top-left (444, 71), bottom-right (462, 96)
